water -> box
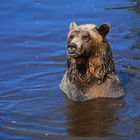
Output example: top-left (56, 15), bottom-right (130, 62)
top-left (0, 0), bottom-right (140, 139)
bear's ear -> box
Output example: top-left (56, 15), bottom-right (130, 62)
top-left (99, 23), bottom-right (110, 36)
top-left (69, 22), bottom-right (77, 32)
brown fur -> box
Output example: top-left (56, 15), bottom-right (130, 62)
top-left (60, 22), bottom-right (124, 101)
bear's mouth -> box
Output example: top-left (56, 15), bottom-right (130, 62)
top-left (67, 51), bottom-right (79, 57)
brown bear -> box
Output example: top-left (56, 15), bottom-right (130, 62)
top-left (60, 22), bottom-right (124, 102)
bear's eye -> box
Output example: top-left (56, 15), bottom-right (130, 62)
top-left (82, 35), bottom-right (90, 42)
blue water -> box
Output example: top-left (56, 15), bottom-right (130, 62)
top-left (0, 0), bottom-right (140, 139)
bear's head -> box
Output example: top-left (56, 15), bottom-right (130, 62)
top-left (67, 22), bottom-right (110, 58)
top-left (67, 22), bottom-right (115, 85)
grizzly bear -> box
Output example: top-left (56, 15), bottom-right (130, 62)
top-left (60, 22), bottom-right (124, 102)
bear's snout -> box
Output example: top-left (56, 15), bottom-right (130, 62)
top-left (68, 43), bottom-right (77, 56)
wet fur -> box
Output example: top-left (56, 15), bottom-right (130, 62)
top-left (67, 39), bottom-right (115, 86)
top-left (60, 23), bottom-right (124, 101)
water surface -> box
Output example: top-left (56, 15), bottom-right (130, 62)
top-left (0, 0), bottom-right (140, 139)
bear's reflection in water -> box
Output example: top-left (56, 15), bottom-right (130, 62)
top-left (65, 98), bottom-right (124, 137)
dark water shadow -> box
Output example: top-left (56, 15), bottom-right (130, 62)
top-left (65, 98), bottom-right (124, 137)
top-left (105, 2), bottom-right (140, 10)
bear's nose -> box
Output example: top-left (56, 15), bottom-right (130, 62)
top-left (68, 43), bottom-right (77, 54)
